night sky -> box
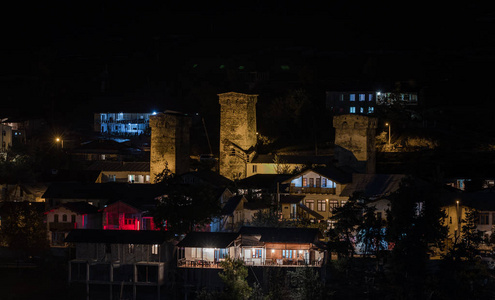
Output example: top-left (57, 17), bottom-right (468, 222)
top-left (1, 2), bottom-right (495, 129)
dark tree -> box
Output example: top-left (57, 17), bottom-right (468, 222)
top-left (327, 198), bottom-right (362, 258)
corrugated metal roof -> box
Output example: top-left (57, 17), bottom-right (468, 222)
top-left (65, 229), bottom-right (171, 244)
top-left (176, 232), bottom-right (239, 248)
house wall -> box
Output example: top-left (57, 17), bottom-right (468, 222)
top-left (75, 242), bottom-right (167, 264)
top-left (150, 112), bottom-right (192, 181)
top-left (219, 92), bottom-right (258, 180)
top-left (246, 163), bottom-right (304, 177)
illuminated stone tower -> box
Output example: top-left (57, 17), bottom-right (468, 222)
top-left (149, 111), bottom-right (192, 183)
top-left (333, 114), bottom-right (377, 174)
top-left (219, 92), bottom-right (258, 180)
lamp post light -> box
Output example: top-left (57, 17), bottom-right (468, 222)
top-left (385, 123), bottom-right (391, 146)
top-left (56, 137), bottom-right (64, 149)
top-left (456, 200), bottom-right (461, 238)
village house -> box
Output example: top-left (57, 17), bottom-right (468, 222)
top-left (102, 199), bottom-right (157, 231)
top-left (45, 201), bottom-right (100, 247)
top-left (65, 229), bottom-right (174, 300)
top-left (86, 161), bottom-right (151, 183)
top-left (210, 195), bottom-right (270, 232)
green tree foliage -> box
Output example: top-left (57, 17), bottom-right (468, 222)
top-left (327, 198), bottom-right (362, 258)
top-left (152, 166), bottom-right (221, 235)
top-left (357, 205), bottom-right (386, 257)
top-left (218, 257), bottom-right (252, 300)
top-left (385, 176), bottom-right (448, 299)
top-left (287, 267), bottom-right (326, 300)
top-left (446, 208), bottom-right (483, 261)
top-left (0, 203), bottom-right (49, 257)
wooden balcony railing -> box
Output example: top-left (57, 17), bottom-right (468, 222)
top-left (289, 186), bottom-right (336, 195)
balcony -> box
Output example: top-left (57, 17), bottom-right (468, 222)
top-left (289, 186), bottom-right (336, 195)
top-left (49, 222), bottom-right (76, 231)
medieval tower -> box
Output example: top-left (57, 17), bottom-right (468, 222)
top-left (333, 114), bottom-right (377, 174)
top-left (219, 92), bottom-right (258, 180)
top-left (149, 111), bottom-right (192, 183)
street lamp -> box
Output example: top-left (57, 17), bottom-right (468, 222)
top-left (385, 123), bottom-right (391, 146)
top-left (55, 137), bottom-right (64, 149)
top-left (456, 200), bottom-right (461, 238)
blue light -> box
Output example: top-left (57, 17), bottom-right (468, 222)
top-left (152, 111), bottom-right (157, 115)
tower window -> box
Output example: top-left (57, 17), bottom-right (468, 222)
top-left (349, 94), bottom-right (355, 101)
top-left (252, 165), bottom-right (257, 173)
top-left (230, 148), bottom-right (236, 156)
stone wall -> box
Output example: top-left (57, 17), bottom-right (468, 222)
top-left (150, 112), bottom-right (191, 182)
top-left (333, 114), bottom-right (377, 174)
top-left (218, 92), bottom-right (258, 180)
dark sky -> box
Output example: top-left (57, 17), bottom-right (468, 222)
top-left (1, 2), bottom-right (495, 125)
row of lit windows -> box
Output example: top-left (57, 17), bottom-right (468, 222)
top-left (301, 177), bottom-right (336, 188)
top-left (349, 107), bottom-right (374, 114)
top-left (342, 94), bottom-right (373, 101)
top-left (305, 199), bottom-right (347, 212)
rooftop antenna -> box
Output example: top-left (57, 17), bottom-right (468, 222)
top-left (202, 117), bottom-right (213, 155)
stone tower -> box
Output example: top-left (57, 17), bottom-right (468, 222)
top-left (333, 114), bottom-right (377, 174)
top-left (149, 111), bottom-right (192, 183)
top-left (219, 92), bottom-right (258, 180)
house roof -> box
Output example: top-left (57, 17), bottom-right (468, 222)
top-left (280, 195), bottom-right (305, 204)
top-left (47, 201), bottom-right (99, 214)
top-left (251, 154), bottom-right (333, 165)
top-left (441, 189), bottom-right (495, 211)
top-left (65, 229), bottom-right (171, 244)
top-left (298, 203), bottom-right (324, 220)
top-left (340, 174), bottom-right (408, 198)
top-left (235, 174), bottom-right (292, 190)
top-left (176, 232), bottom-right (239, 248)
top-left (179, 170), bottom-right (233, 188)
top-left (87, 161), bottom-right (150, 172)
top-left (238, 226), bottom-right (321, 244)
top-left (221, 195), bottom-right (244, 215)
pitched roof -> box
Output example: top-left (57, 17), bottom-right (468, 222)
top-left (235, 174), bottom-right (292, 189)
top-left (179, 170), bottom-right (233, 187)
top-left (47, 201), bottom-right (99, 214)
top-left (340, 174), bottom-right (408, 198)
top-left (65, 229), bottom-right (171, 244)
top-left (221, 195), bottom-right (244, 215)
top-left (238, 226), bottom-right (321, 244)
top-left (87, 161), bottom-right (150, 172)
top-left (176, 232), bottom-right (239, 248)
top-left (280, 195), bottom-right (305, 204)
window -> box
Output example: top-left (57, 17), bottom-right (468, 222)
top-left (54, 214), bottom-right (59, 223)
top-left (316, 178), bottom-right (321, 187)
top-left (340, 94), bottom-right (344, 101)
top-left (329, 200), bottom-right (339, 212)
top-left (317, 200), bottom-right (326, 212)
top-left (62, 214), bottom-right (67, 222)
top-left (252, 165), bottom-right (257, 173)
top-left (282, 250), bottom-right (293, 258)
top-left (368, 107), bottom-right (374, 113)
top-left (359, 94), bottom-right (365, 101)
top-left (349, 94), bottom-right (355, 101)
top-left (302, 178), bottom-right (308, 187)
top-left (128, 244), bottom-right (135, 254)
top-left (305, 200), bottom-right (314, 210)
top-left (71, 215), bottom-right (76, 223)
top-left (322, 178), bottom-right (327, 187)
top-left (152, 244), bottom-right (159, 255)
top-left (309, 178), bottom-right (314, 187)
top-left (253, 249), bottom-right (262, 258)
top-left (341, 200), bottom-right (347, 207)
top-left (479, 213), bottom-right (490, 225)
top-left (360, 107), bottom-right (364, 113)
top-left (230, 148), bottom-right (236, 156)
top-left (350, 107), bottom-right (356, 113)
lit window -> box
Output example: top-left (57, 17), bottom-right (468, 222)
top-left (329, 200), bottom-right (339, 211)
top-left (360, 107), bottom-right (364, 113)
top-left (282, 250), bottom-right (293, 258)
top-left (349, 94), bottom-right (355, 101)
top-left (129, 244), bottom-right (135, 254)
top-left (152, 244), bottom-right (159, 255)
top-left (368, 94), bottom-right (373, 101)
top-left (317, 200), bottom-right (326, 212)
top-left (322, 178), bottom-right (327, 187)
top-left (305, 200), bottom-right (314, 210)
top-left (359, 94), bottom-right (365, 101)
top-left (350, 107), bottom-right (356, 113)
top-left (302, 178), bottom-right (308, 187)
top-left (368, 107), bottom-right (374, 113)
top-left (252, 249), bottom-right (262, 258)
